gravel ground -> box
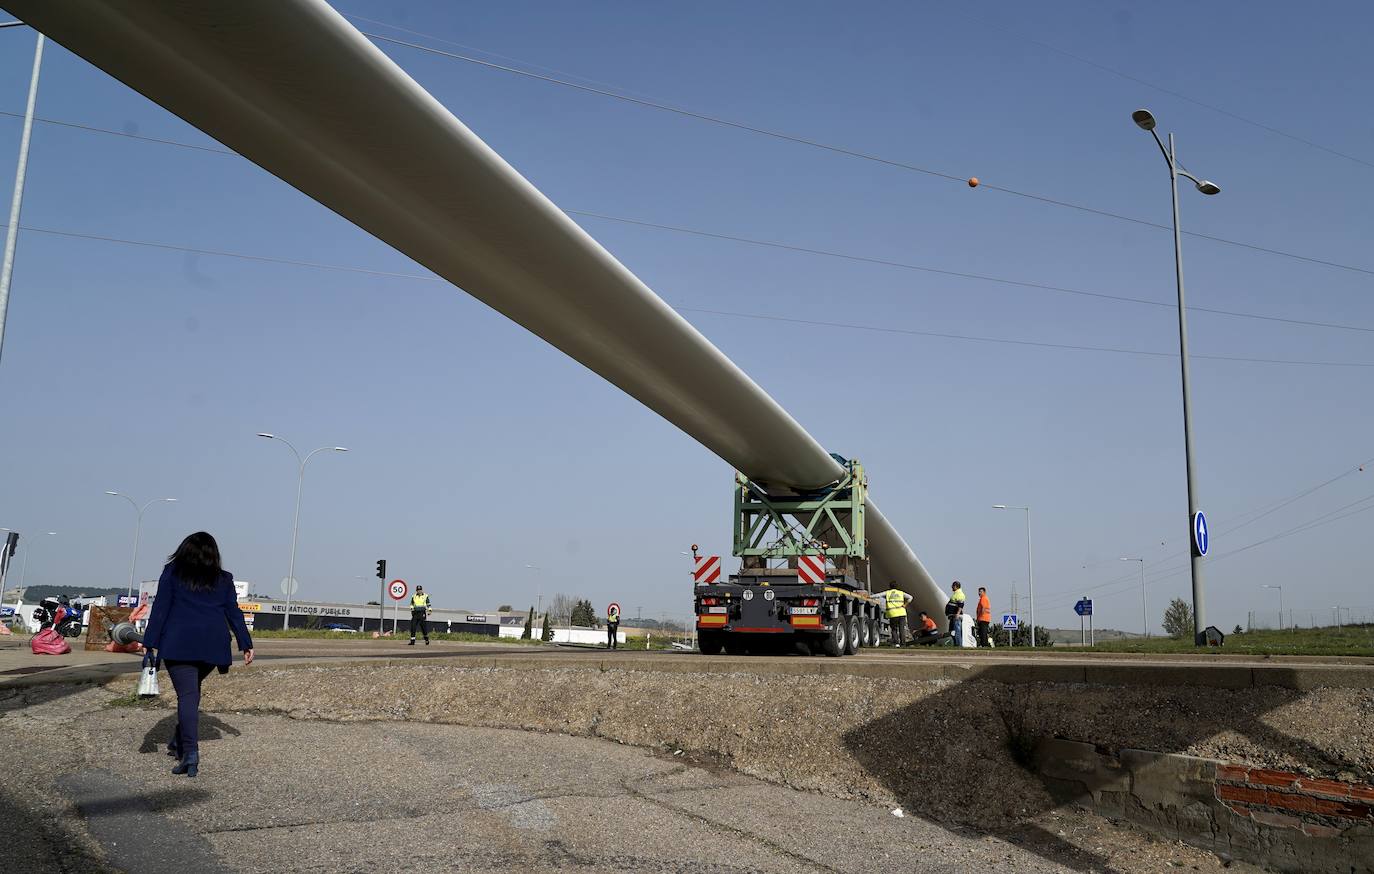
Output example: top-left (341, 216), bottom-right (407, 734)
top-left (194, 663), bottom-right (1373, 826)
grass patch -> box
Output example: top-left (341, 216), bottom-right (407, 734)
top-left (1080, 623), bottom-right (1374, 657)
top-left (106, 691), bottom-right (157, 708)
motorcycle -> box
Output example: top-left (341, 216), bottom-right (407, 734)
top-left (32, 596), bottom-right (86, 638)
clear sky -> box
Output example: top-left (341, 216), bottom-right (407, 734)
top-left (0, 0), bottom-right (1370, 633)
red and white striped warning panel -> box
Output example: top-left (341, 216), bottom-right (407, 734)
top-left (693, 554), bottom-right (721, 584)
top-left (797, 554), bottom-right (826, 584)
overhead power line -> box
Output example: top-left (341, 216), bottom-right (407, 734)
top-left (356, 31), bottom-right (1374, 278)
top-left (960, 10), bottom-right (1374, 171)
top-left (5, 111), bottom-right (1371, 337)
top-left (9, 221), bottom-right (1374, 370)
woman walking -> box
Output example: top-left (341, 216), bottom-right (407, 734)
top-left (142, 532), bottom-right (253, 777)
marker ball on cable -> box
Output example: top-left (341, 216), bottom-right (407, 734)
top-left (967, 177), bottom-right (980, 188)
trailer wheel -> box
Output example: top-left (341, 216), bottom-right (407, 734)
top-left (698, 631), bottom-right (723, 655)
top-left (869, 618), bottom-right (882, 647)
top-left (856, 615), bottom-right (871, 648)
top-left (844, 615), bottom-right (860, 654)
top-left (821, 618), bottom-right (845, 657)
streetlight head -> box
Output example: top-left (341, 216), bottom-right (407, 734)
top-left (332, 447), bottom-right (350, 452)
top-left (1195, 180), bottom-right (1221, 195)
top-left (256, 432), bottom-right (275, 439)
top-left (164, 498), bottom-right (178, 503)
top-left (992, 504), bottom-right (1008, 509)
top-left (1131, 109), bottom-right (1157, 131)
top-left (105, 490), bottom-right (120, 496)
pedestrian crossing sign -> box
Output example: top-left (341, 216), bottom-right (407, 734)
top-left (1001, 614), bottom-right (1019, 631)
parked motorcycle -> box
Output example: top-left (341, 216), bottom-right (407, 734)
top-left (32, 596), bottom-right (85, 638)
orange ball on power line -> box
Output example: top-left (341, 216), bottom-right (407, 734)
top-left (968, 177), bottom-right (980, 188)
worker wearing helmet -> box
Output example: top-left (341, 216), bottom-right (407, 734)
top-left (876, 583), bottom-right (913, 647)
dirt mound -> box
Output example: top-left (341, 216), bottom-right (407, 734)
top-left (189, 663), bottom-right (1372, 831)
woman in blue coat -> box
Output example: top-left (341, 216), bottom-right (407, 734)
top-left (142, 532), bottom-right (254, 777)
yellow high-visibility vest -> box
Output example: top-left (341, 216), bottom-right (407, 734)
top-left (411, 593), bottom-right (430, 610)
top-left (882, 589), bottom-right (908, 618)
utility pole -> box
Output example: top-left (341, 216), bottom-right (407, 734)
top-left (0, 28), bottom-right (43, 369)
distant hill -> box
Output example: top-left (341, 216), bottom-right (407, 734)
top-left (1043, 627), bottom-right (1145, 645)
top-left (11, 585), bottom-right (129, 603)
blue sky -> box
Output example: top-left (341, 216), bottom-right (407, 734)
top-left (0, 0), bottom-right (1370, 632)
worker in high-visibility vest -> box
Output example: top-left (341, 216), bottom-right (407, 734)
top-left (916, 610), bottom-right (940, 642)
top-left (876, 583), bottom-right (913, 647)
top-left (945, 581), bottom-right (967, 636)
top-left (408, 586), bottom-right (432, 646)
top-left (976, 586), bottom-right (992, 648)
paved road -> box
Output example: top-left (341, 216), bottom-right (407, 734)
top-left (1, 683), bottom-right (1248, 874)
top-left (3, 636), bottom-right (1371, 692)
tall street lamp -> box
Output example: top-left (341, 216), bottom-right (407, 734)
top-left (992, 504), bottom-right (1035, 646)
top-left (1263, 584), bottom-right (1284, 630)
top-left (257, 433), bottom-right (348, 630)
top-left (0, 21), bottom-right (42, 369)
top-left (1131, 108), bottom-right (1221, 645)
top-left (1120, 557), bottom-right (1147, 637)
top-left (107, 493), bottom-right (178, 602)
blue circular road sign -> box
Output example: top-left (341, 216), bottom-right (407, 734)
top-left (1193, 511), bottom-right (1209, 557)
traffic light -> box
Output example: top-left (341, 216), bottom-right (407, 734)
top-left (376, 559), bottom-right (386, 580)
top-left (4, 532), bottom-right (16, 558)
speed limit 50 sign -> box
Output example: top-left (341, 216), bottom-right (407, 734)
top-left (388, 579), bottom-right (408, 601)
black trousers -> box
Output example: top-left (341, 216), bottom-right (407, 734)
top-left (165, 660), bottom-right (214, 756)
top-left (607, 623), bottom-right (619, 648)
top-left (888, 615), bottom-right (908, 645)
top-left (976, 620), bottom-right (991, 647)
top-left (410, 612), bottom-right (428, 640)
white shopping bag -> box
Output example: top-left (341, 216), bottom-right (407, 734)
top-left (137, 653), bottom-right (160, 698)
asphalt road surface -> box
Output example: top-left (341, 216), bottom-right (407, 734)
top-left (1, 683), bottom-right (1248, 874)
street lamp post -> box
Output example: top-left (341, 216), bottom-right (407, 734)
top-left (106, 493), bottom-right (178, 602)
top-left (1121, 557), bottom-right (1147, 637)
top-left (0, 22), bottom-right (43, 369)
top-left (993, 505), bottom-right (1035, 647)
top-left (1263, 584), bottom-right (1283, 630)
top-left (1131, 108), bottom-right (1221, 646)
top-left (257, 433), bottom-right (348, 630)
top-left (18, 530), bottom-right (56, 588)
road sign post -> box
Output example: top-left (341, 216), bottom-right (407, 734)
top-left (1074, 598), bottom-right (1093, 646)
top-left (389, 579), bottom-right (408, 635)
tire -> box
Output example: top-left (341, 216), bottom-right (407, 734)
top-left (821, 617), bottom-right (846, 657)
top-left (856, 614), bottom-right (871, 648)
top-left (870, 618), bottom-right (882, 647)
top-left (698, 631), bottom-right (723, 655)
top-left (844, 615), bottom-right (860, 654)
top-left (792, 637), bottom-right (813, 657)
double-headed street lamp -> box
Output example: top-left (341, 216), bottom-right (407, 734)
top-left (257, 433), bottom-right (348, 630)
top-left (106, 493), bottom-right (178, 601)
top-left (992, 504), bottom-right (1035, 647)
top-left (1131, 108), bottom-right (1221, 646)
top-left (1120, 557), bottom-right (1147, 637)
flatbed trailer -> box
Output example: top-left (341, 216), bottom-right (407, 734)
top-left (695, 572), bottom-right (884, 656)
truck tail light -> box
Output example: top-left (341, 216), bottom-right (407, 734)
top-left (801, 598), bottom-right (819, 607)
top-left (700, 597), bottom-right (720, 607)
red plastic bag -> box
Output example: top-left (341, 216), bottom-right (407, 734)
top-left (31, 627), bottom-right (71, 655)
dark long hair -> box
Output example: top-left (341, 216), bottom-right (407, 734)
top-left (168, 532), bottom-right (223, 592)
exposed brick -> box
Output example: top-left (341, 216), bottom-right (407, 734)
top-left (1267, 791), bottom-right (1370, 820)
top-left (1217, 785), bottom-right (1267, 805)
top-left (1301, 822), bottom-right (1344, 839)
top-left (1249, 809), bottom-right (1303, 830)
top-left (1246, 768), bottom-right (1300, 789)
top-left (1294, 777), bottom-right (1352, 800)
top-left (1216, 764), bottom-right (1249, 783)
top-left (1348, 784), bottom-right (1374, 803)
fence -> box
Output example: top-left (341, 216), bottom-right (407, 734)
top-left (1245, 607), bottom-right (1374, 631)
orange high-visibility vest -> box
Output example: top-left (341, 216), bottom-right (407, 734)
top-left (977, 594), bottom-right (991, 622)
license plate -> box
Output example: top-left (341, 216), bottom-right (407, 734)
top-left (702, 607), bottom-right (727, 614)
top-left (790, 606), bottom-right (818, 615)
